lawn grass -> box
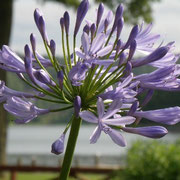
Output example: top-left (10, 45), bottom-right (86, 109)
top-left (2, 172), bottom-right (107, 180)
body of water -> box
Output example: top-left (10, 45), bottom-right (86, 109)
top-left (7, 125), bottom-right (180, 156)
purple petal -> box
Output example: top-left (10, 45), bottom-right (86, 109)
top-left (132, 46), bottom-right (169, 68)
top-left (75, 48), bottom-right (86, 59)
top-left (118, 73), bottom-right (133, 88)
top-left (96, 45), bottom-right (113, 57)
top-left (92, 59), bottom-right (114, 66)
top-left (141, 89), bottom-right (154, 107)
top-left (122, 126), bottom-right (168, 139)
top-left (134, 107), bottom-right (180, 125)
top-left (97, 97), bottom-right (104, 119)
top-left (103, 99), bottom-right (122, 119)
top-left (128, 101), bottom-right (139, 116)
top-left (90, 126), bottom-right (102, 144)
top-left (90, 33), bottom-right (105, 54)
top-left (0, 45), bottom-right (25, 73)
top-left (79, 111), bottom-right (98, 123)
top-left (104, 116), bottom-right (136, 126)
top-left (123, 25), bottom-right (139, 50)
top-left (81, 32), bottom-right (90, 55)
top-left (107, 128), bottom-right (126, 147)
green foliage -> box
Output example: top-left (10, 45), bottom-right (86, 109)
top-left (95, 0), bottom-right (160, 24)
top-left (112, 140), bottom-right (180, 180)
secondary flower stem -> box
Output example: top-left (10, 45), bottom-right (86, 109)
top-left (59, 115), bottom-right (82, 180)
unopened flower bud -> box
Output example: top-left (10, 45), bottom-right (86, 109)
top-left (51, 133), bottom-right (65, 155)
top-left (57, 70), bottom-right (64, 90)
top-left (24, 44), bottom-right (32, 59)
top-left (96, 3), bottom-right (104, 26)
top-left (60, 17), bottom-right (64, 30)
top-left (116, 18), bottom-right (124, 39)
top-left (118, 52), bottom-right (126, 67)
top-left (116, 39), bottom-right (122, 54)
top-left (83, 24), bottom-right (90, 34)
top-left (34, 69), bottom-right (55, 86)
top-left (90, 23), bottom-right (96, 40)
top-left (128, 101), bottom-right (139, 116)
top-left (63, 11), bottom-right (70, 35)
top-left (50, 40), bottom-right (56, 57)
top-left (123, 25), bottom-right (139, 50)
top-left (141, 89), bottom-right (154, 107)
top-left (74, 96), bottom-right (81, 117)
top-left (30, 33), bottom-right (36, 52)
top-left (34, 8), bottom-right (42, 28)
top-left (38, 16), bottom-right (49, 43)
top-left (111, 4), bottom-right (124, 33)
top-left (74, 0), bottom-right (89, 37)
top-left (128, 40), bottom-right (137, 61)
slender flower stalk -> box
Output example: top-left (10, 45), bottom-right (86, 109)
top-left (0, 1), bottom-right (180, 179)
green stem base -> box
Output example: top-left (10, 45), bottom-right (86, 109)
top-left (59, 115), bottom-right (82, 180)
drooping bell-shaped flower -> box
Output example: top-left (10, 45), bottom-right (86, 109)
top-left (122, 126), bottom-right (168, 139)
top-left (134, 107), bottom-right (180, 125)
top-left (4, 96), bottom-right (49, 124)
top-left (0, 81), bottom-right (34, 103)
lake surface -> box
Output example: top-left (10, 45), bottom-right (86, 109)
top-left (7, 125), bottom-right (180, 156)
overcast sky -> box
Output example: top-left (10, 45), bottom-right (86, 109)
top-left (10, 0), bottom-right (180, 55)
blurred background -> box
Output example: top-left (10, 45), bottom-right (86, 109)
top-left (0, 0), bottom-right (180, 179)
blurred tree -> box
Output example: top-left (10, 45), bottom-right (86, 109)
top-left (95, 0), bottom-right (160, 24)
top-left (0, 0), bottom-right (13, 177)
top-left (44, 0), bottom-right (160, 24)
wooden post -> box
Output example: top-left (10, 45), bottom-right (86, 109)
top-left (0, 1), bottom-right (13, 178)
top-left (10, 171), bottom-right (16, 180)
top-left (95, 153), bottom-right (101, 167)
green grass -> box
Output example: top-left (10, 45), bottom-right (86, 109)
top-left (2, 172), bottom-right (107, 180)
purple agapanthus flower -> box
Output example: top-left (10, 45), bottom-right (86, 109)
top-left (135, 65), bottom-right (180, 91)
top-left (0, 45), bottom-right (26, 73)
top-left (75, 32), bottom-right (114, 66)
top-left (69, 61), bottom-right (89, 86)
top-left (134, 107), bottom-right (180, 125)
top-left (4, 96), bottom-right (49, 124)
top-left (135, 22), bottom-right (160, 52)
top-left (0, 0), bottom-right (180, 161)
top-left (100, 73), bottom-right (137, 103)
top-left (80, 97), bottom-right (136, 146)
top-left (0, 80), bottom-right (34, 103)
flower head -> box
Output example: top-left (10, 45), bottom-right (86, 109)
top-left (0, 1), bottom-right (179, 156)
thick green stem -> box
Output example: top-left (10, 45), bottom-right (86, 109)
top-left (59, 115), bottom-right (82, 180)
